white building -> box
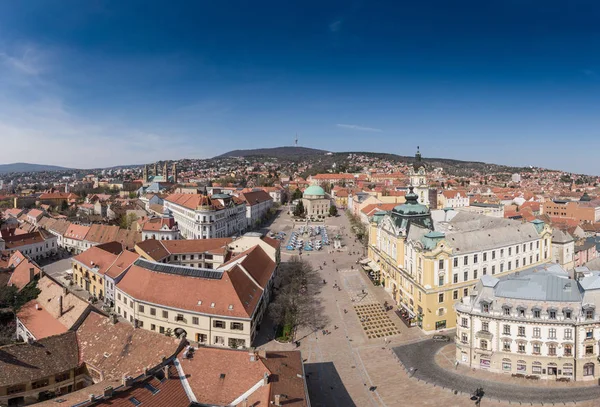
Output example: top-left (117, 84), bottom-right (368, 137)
top-left (512, 173), bottom-right (522, 183)
top-left (438, 190), bottom-right (470, 209)
top-left (164, 192), bottom-right (247, 239)
top-left (140, 208), bottom-right (181, 241)
top-left (2, 231), bottom-right (58, 261)
top-left (455, 264), bottom-right (600, 381)
top-left (240, 190), bottom-right (273, 228)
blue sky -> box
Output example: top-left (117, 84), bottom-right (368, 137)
top-left (1, 1), bottom-right (600, 173)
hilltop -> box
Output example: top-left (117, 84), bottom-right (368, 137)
top-left (215, 146), bottom-right (329, 158)
top-left (0, 162), bottom-right (73, 174)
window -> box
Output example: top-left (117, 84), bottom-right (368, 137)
top-left (482, 322), bottom-right (489, 332)
top-left (533, 310), bottom-right (540, 318)
top-left (508, 261), bottom-right (512, 270)
top-left (231, 322), bottom-right (244, 330)
top-left (532, 362), bottom-right (542, 374)
top-left (438, 259), bottom-right (444, 269)
top-left (503, 340), bottom-right (511, 351)
top-left (508, 247), bottom-right (512, 256)
top-left (474, 254), bottom-right (478, 264)
top-left (117, 293), bottom-right (121, 301)
top-left (515, 259), bottom-right (519, 268)
top-left (516, 245), bottom-right (519, 254)
top-left (500, 263), bottom-right (504, 273)
top-left (463, 271), bottom-right (468, 281)
top-left (453, 290), bottom-right (458, 300)
top-left (150, 308), bottom-right (156, 316)
top-left (587, 328), bottom-right (594, 339)
top-left (175, 313), bottom-right (185, 322)
top-left (533, 327), bottom-right (541, 338)
top-left (503, 307), bottom-right (511, 316)
top-left (517, 361), bottom-right (526, 373)
top-left (7, 384), bottom-right (26, 395)
top-left (473, 270), bottom-right (478, 279)
top-left (32, 379), bottom-right (50, 389)
top-left (159, 326), bottom-right (165, 334)
top-left (130, 300), bottom-right (133, 308)
top-left (480, 339), bottom-right (488, 350)
top-left (482, 267), bottom-right (487, 275)
top-left (564, 310), bottom-right (572, 319)
top-left (453, 258), bottom-right (458, 267)
top-left (464, 256), bottom-right (468, 266)
top-left (518, 326), bottom-right (525, 337)
top-left (533, 343), bottom-right (541, 354)
top-left (565, 328), bottom-right (573, 340)
top-left (549, 310), bottom-right (556, 320)
top-left (518, 342), bottom-right (526, 353)
top-left (500, 249), bottom-right (504, 257)
top-left (55, 372), bottom-right (70, 382)
top-left (483, 252), bottom-right (487, 261)
top-left (196, 333), bottom-right (207, 343)
top-left (461, 333), bottom-right (468, 343)
top-left (453, 274), bottom-right (458, 284)
top-left (584, 363), bottom-right (595, 376)
top-left (463, 288), bottom-right (468, 297)
top-left (502, 360), bottom-right (511, 372)
top-left (548, 344), bottom-right (557, 356)
top-left (438, 293), bottom-right (444, 303)
top-left (162, 310), bottom-right (168, 318)
top-left (586, 345), bottom-right (594, 356)
top-left (117, 306), bottom-right (121, 314)
top-left (586, 309), bottom-right (595, 320)
top-left (438, 275), bottom-right (444, 286)
top-left (213, 320), bottom-right (226, 328)
top-left (214, 336), bottom-right (225, 345)
top-left (151, 324), bottom-right (156, 331)
top-left (482, 303), bottom-right (489, 313)
top-left (492, 250), bottom-right (496, 260)
top-left (491, 265), bottom-right (496, 275)
top-left (503, 325), bottom-right (511, 335)
top-left (192, 317), bottom-right (199, 325)
top-left (549, 328), bottom-right (557, 339)
top-left (564, 345), bottom-right (573, 357)
top-left (461, 317), bottom-right (468, 328)
top-left (124, 311), bottom-right (127, 319)
top-left (228, 338), bottom-right (246, 348)
top-left (138, 305), bottom-right (144, 313)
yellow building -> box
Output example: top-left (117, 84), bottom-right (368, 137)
top-left (368, 189), bottom-right (552, 333)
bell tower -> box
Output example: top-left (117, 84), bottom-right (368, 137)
top-left (163, 161), bottom-right (168, 181)
top-left (143, 165), bottom-right (149, 183)
top-left (172, 163), bottom-right (177, 183)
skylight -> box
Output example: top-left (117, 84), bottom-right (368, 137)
top-left (144, 383), bottom-right (159, 395)
top-left (128, 397), bottom-right (142, 406)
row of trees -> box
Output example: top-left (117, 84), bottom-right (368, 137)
top-left (268, 256), bottom-right (327, 341)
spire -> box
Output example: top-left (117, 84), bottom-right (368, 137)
top-left (415, 146), bottom-right (422, 162)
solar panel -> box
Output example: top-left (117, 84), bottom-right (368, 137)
top-left (134, 258), bottom-right (223, 279)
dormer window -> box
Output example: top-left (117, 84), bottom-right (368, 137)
top-left (481, 302), bottom-right (490, 313)
top-left (548, 309), bottom-right (557, 320)
top-left (585, 308), bottom-right (595, 320)
top-left (503, 306), bottom-right (511, 316)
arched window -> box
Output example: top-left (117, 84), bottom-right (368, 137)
top-left (584, 363), bottom-right (595, 376)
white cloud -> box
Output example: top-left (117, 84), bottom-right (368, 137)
top-left (0, 45), bottom-right (204, 168)
top-left (329, 19), bottom-right (342, 32)
top-left (336, 123), bottom-right (382, 132)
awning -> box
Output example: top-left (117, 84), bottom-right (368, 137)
top-left (368, 261), bottom-right (380, 272)
top-left (359, 258), bottom-right (371, 265)
top-left (362, 265), bottom-right (372, 271)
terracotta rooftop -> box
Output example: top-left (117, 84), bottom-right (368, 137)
top-left (73, 245), bottom-right (120, 276)
top-left (8, 254), bottom-right (41, 290)
top-left (3, 230), bottom-right (53, 250)
top-left (0, 331), bottom-right (79, 388)
top-left (64, 224), bottom-right (91, 241)
top-left (161, 237), bottom-right (232, 255)
top-left (240, 190), bottom-right (273, 206)
top-left (35, 276), bottom-right (91, 328)
top-left (17, 300), bottom-right (68, 339)
top-left (76, 312), bottom-right (181, 381)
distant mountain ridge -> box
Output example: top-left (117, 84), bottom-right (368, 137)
top-left (0, 162), bottom-right (72, 174)
top-left (215, 146), bottom-right (329, 158)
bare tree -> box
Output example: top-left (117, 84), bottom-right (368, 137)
top-left (269, 256), bottom-right (328, 339)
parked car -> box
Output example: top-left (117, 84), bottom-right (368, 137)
top-left (432, 335), bottom-right (450, 342)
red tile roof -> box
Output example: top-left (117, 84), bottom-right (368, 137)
top-left (8, 254), bottom-right (41, 290)
top-left (17, 301), bottom-right (68, 339)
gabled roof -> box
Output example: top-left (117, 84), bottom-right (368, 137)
top-left (64, 224), bottom-right (91, 241)
top-left (8, 254), bottom-right (41, 290)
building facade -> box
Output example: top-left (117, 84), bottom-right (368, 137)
top-left (368, 190), bottom-right (553, 333)
top-left (164, 193), bottom-right (247, 239)
top-left (301, 186), bottom-right (330, 219)
top-left (455, 265), bottom-right (600, 381)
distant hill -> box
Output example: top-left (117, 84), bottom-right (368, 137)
top-left (215, 146), bottom-right (329, 158)
top-left (0, 162), bottom-right (72, 174)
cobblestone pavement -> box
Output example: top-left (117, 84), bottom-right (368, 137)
top-left (394, 339), bottom-right (600, 404)
top-left (258, 211), bottom-right (600, 407)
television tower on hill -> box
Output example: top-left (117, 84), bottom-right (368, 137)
top-left (295, 134), bottom-right (298, 147)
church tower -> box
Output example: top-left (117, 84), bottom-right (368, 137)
top-left (163, 161), bottom-right (168, 181)
top-left (172, 163), bottom-right (178, 183)
top-left (153, 162), bottom-right (158, 177)
top-left (143, 165), bottom-right (149, 183)
top-left (409, 146), bottom-right (429, 206)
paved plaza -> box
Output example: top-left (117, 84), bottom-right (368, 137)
top-left (257, 210), bottom-right (600, 407)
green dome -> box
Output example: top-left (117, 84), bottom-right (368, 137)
top-left (393, 187), bottom-right (429, 216)
top-left (303, 185), bottom-right (326, 197)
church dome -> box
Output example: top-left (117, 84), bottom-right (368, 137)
top-left (580, 192), bottom-right (592, 202)
top-left (392, 187), bottom-right (429, 216)
top-left (303, 185), bottom-right (326, 197)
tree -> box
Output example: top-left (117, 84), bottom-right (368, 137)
top-left (293, 200), bottom-right (305, 217)
top-left (119, 212), bottom-right (138, 229)
top-left (292, 188), bottom-right (303, 201)
top-left (268, 256), bottom-right (327, 340)
top-left (329, 205), bottom-right (338, 217)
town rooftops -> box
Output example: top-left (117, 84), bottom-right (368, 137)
top-left (8, 253), bottom-right (41, 289)
top-left (3, 230), bottom-right (54, 250)
top-left (17, 301), bottom-right (68, 339)
top-left (240, 190), bottom-right (273, 206)
top-left (492, 267), bottom-right (581, 302)
top-left (64, 223), bottom-right (91, 241)
top-left (0, 331), bottom-right (79, 388)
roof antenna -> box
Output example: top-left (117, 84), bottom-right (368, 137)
top-left (295, 133), bottom-right (298, 147)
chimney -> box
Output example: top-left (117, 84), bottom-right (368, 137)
top-left (29, 267), bottom-right (35, 282)
top-left (89, 394), bottom-right (96, 402)
top-left (241, 399), bottom-right (248, 407)
top-left (274, 394), bottom-right (282, 406)
top-left (35, 303), bottom-right (39, 310)
top-left (111, 314), bottom-right (118, 324)
top-left (122, 374), bottom-right (133, 387)
top-left (103, 386), bottom-right (114, 397)
top-left (163, 365), bottom-right (169, 379)
top-left (58, 296), bottom-right (63, 317)
top-left (248, 347), bottom-right (257, 362)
